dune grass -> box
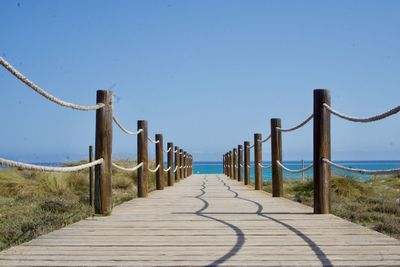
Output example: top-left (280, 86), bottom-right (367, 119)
top-left (0, 160), bottom-right (157, 251)
top-left (263, 174), bottom-right (400, 239)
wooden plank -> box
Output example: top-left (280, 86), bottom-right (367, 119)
top-left (1, 174), bottom-right (399, 266)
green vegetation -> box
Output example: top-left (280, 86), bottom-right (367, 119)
top-left (263, 174), bottom-right (400, 239)
top-left (0, 160), bottom-right (157, 251)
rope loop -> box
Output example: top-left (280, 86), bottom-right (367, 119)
top-left (0, 157), bottom-right (103, 172)
top-left (277, 114), bottom-right (313, 132)
top-left (148, 164), bottom-right (160, 173)
top-left (112, 162), bottom-right (143, 172)
top-left (323, 103), bottom-right (400, 123)
top-left (113, 116), bottom-right (143, 135)
top-left (276, 160), bottom-right (313, 173)
top-left (323, 158), bottom-right (400, 175)
top-left (0, 57), bottom-right (104, 111)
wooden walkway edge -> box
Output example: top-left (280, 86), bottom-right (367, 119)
top-left (1, 174), bottom-right (399, 266)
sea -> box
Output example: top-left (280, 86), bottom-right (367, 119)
top-left (193, 161), bottom-right (400, 181)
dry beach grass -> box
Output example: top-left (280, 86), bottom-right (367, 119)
top-left (0, 160), bottom-right (157, 251)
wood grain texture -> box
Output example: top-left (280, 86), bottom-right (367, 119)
top-left (1, 174), bottom-right (399, 266)
top-left (94, 90), bottom-right (113, 214)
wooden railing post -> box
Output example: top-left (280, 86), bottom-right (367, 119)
top-left (230, 151), bottom-right (234, 179)
top-left (94, 90), bottom-right (113, 215)
top-left (271, 118), bottom-right (283, 197)
top-left (175, 146), bottom-right (180, 182)
top-left (254, 133), bottom-right (262, 190)
top-left (89, 145), bottom-right (94, 207)
top-left (179, 149), bottom-right (184, 179)
top-left (233, 148), bottom-right (237, 180)
top-left (224, 153), bottom-right (228, 176)
top-left (167, 142), bottom-right (174, 186)
top-left (184, 151), bottom-right (188, 178)
top-left (137, 120), bottom-right (148, 197)
top-left (223, 154), bottom-right (225, 175)
top-left (155, 134), bottom-right (164, 190)
top-left (237, 145), bottom-right (243, 182)
top-left (313, 89), bottom-right (331, 214)
top-left (189, 154), bottom-right (191, 176)
top-left (244, 141), bottom-right (250, 185)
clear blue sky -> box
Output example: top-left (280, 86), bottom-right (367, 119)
top-left (0, 0), bottom-right (399, 162)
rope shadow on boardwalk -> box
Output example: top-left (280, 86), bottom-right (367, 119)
top-left (216, 175), bottom-right (333, 266)
top-left (194, 176), bottom-right (246, 267)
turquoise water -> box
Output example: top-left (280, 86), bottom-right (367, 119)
top-left (193, 161), bottom-right (400, 180)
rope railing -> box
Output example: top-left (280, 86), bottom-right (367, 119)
top-left (113, 116), bottom-right (143, 135)
top-left (260, 135), bottom-right (271, 143)
top-left (148, 164), bottom-right (160, 173)
top-left (0, 57), bottom-right (104, 111)
top-left (323, 103), bottom-right (400, 123)
top-left (173, 166), bottom-right (179, 173)
top-left (164, 166), bottom-right (171, 172)
top-left (276, 160), bottom-right (313, 173)
top-left (258, 162), bottom-right (272, 169)
top-left (112, 162), bottom-right (143, 172)
top-left (147, 137), bottom-right (160, 144)
top-left (0, 157), bottom-right (103, 172)
top-left (222, 89), bottom-right (399, 214)
top-left (322, 158), bottom-right (400, 175)
top-left (277, 114), bottom-right (313, 132)
top-left (1, 58), bottom-right (194, 216)
top-left (163, 147), bottom-right (172, 153)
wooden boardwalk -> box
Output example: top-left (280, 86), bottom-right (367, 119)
top-left (1, 174), bottom-right (399, 266)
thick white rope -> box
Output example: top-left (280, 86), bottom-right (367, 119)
top-left (113, 116), bottom-right (143, 135)
top-left (174, 150), bottom-right (178, 153)
top-left (261, 135), bottom-right (271, 143)
top-left (163, 147), bottom-right (172, 153)
top-left (249, 144), bottom-right (255, 149)
top-left (277, 114), bottom-right (313, 132)
top-left (148, 164), bottom-right (160, 173)
top-left (112, 162), bottom-right (143, 172)
top-left (277, 160), bottom-right (313, 173)
top-left (258, 162), bottom-right (272, 169)
top-left (323, 158), bottom-right (400, 175)
top-left (164, 166), bottom-right (171, 172)
top-left (0, 157), bottom-right (103, 172)
top-left (147, 137), bottom-right (160, 144)
top-left (173, 166), bottom-right (179, 173)
top-left (323, 104), bottom-right (400, 123)
top-left (0, 57), bottom-right (104, 111)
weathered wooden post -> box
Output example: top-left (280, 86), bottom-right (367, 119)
top-left (179, 149), bottom-right (184, 179)
top-left (94, 90), bottom-right (113, 215)
top-left (225, 153), bottom-right (228, 176)
top-left (237, 145), bottom-right (243, 182)
top-left (89, 145), bottom-right (94, 207)
top-left (223, 154), bottom-right (225, 175)
top-left (167, 142), bottom-right (174, 186)
top-left (155, 134), bottom-right (164, 190)
top-left (244, 141), bottom-right (250, 185)
top-left (233, 148), bottom-right (237, 180)
top-left (230, 151), bottom-right (234, 179)
top-left (182, 151), bottom-right (186, 178)
top-left (313, 89), bottom-right (331, 214)
top-left (175, 146), bottom-right (180, 182)
top-left (190, 155), bottom-right (193, 176)
top-left (226, 153), bottom-right (229, 177)
top-left (271, 118), bottom-right (283, 197)
top-left (254, 133), bottom-right (262, 190)
top-left (137, 120), bottom-right (148, 197)
top-left (186, 152), bottom-right (189, 177)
